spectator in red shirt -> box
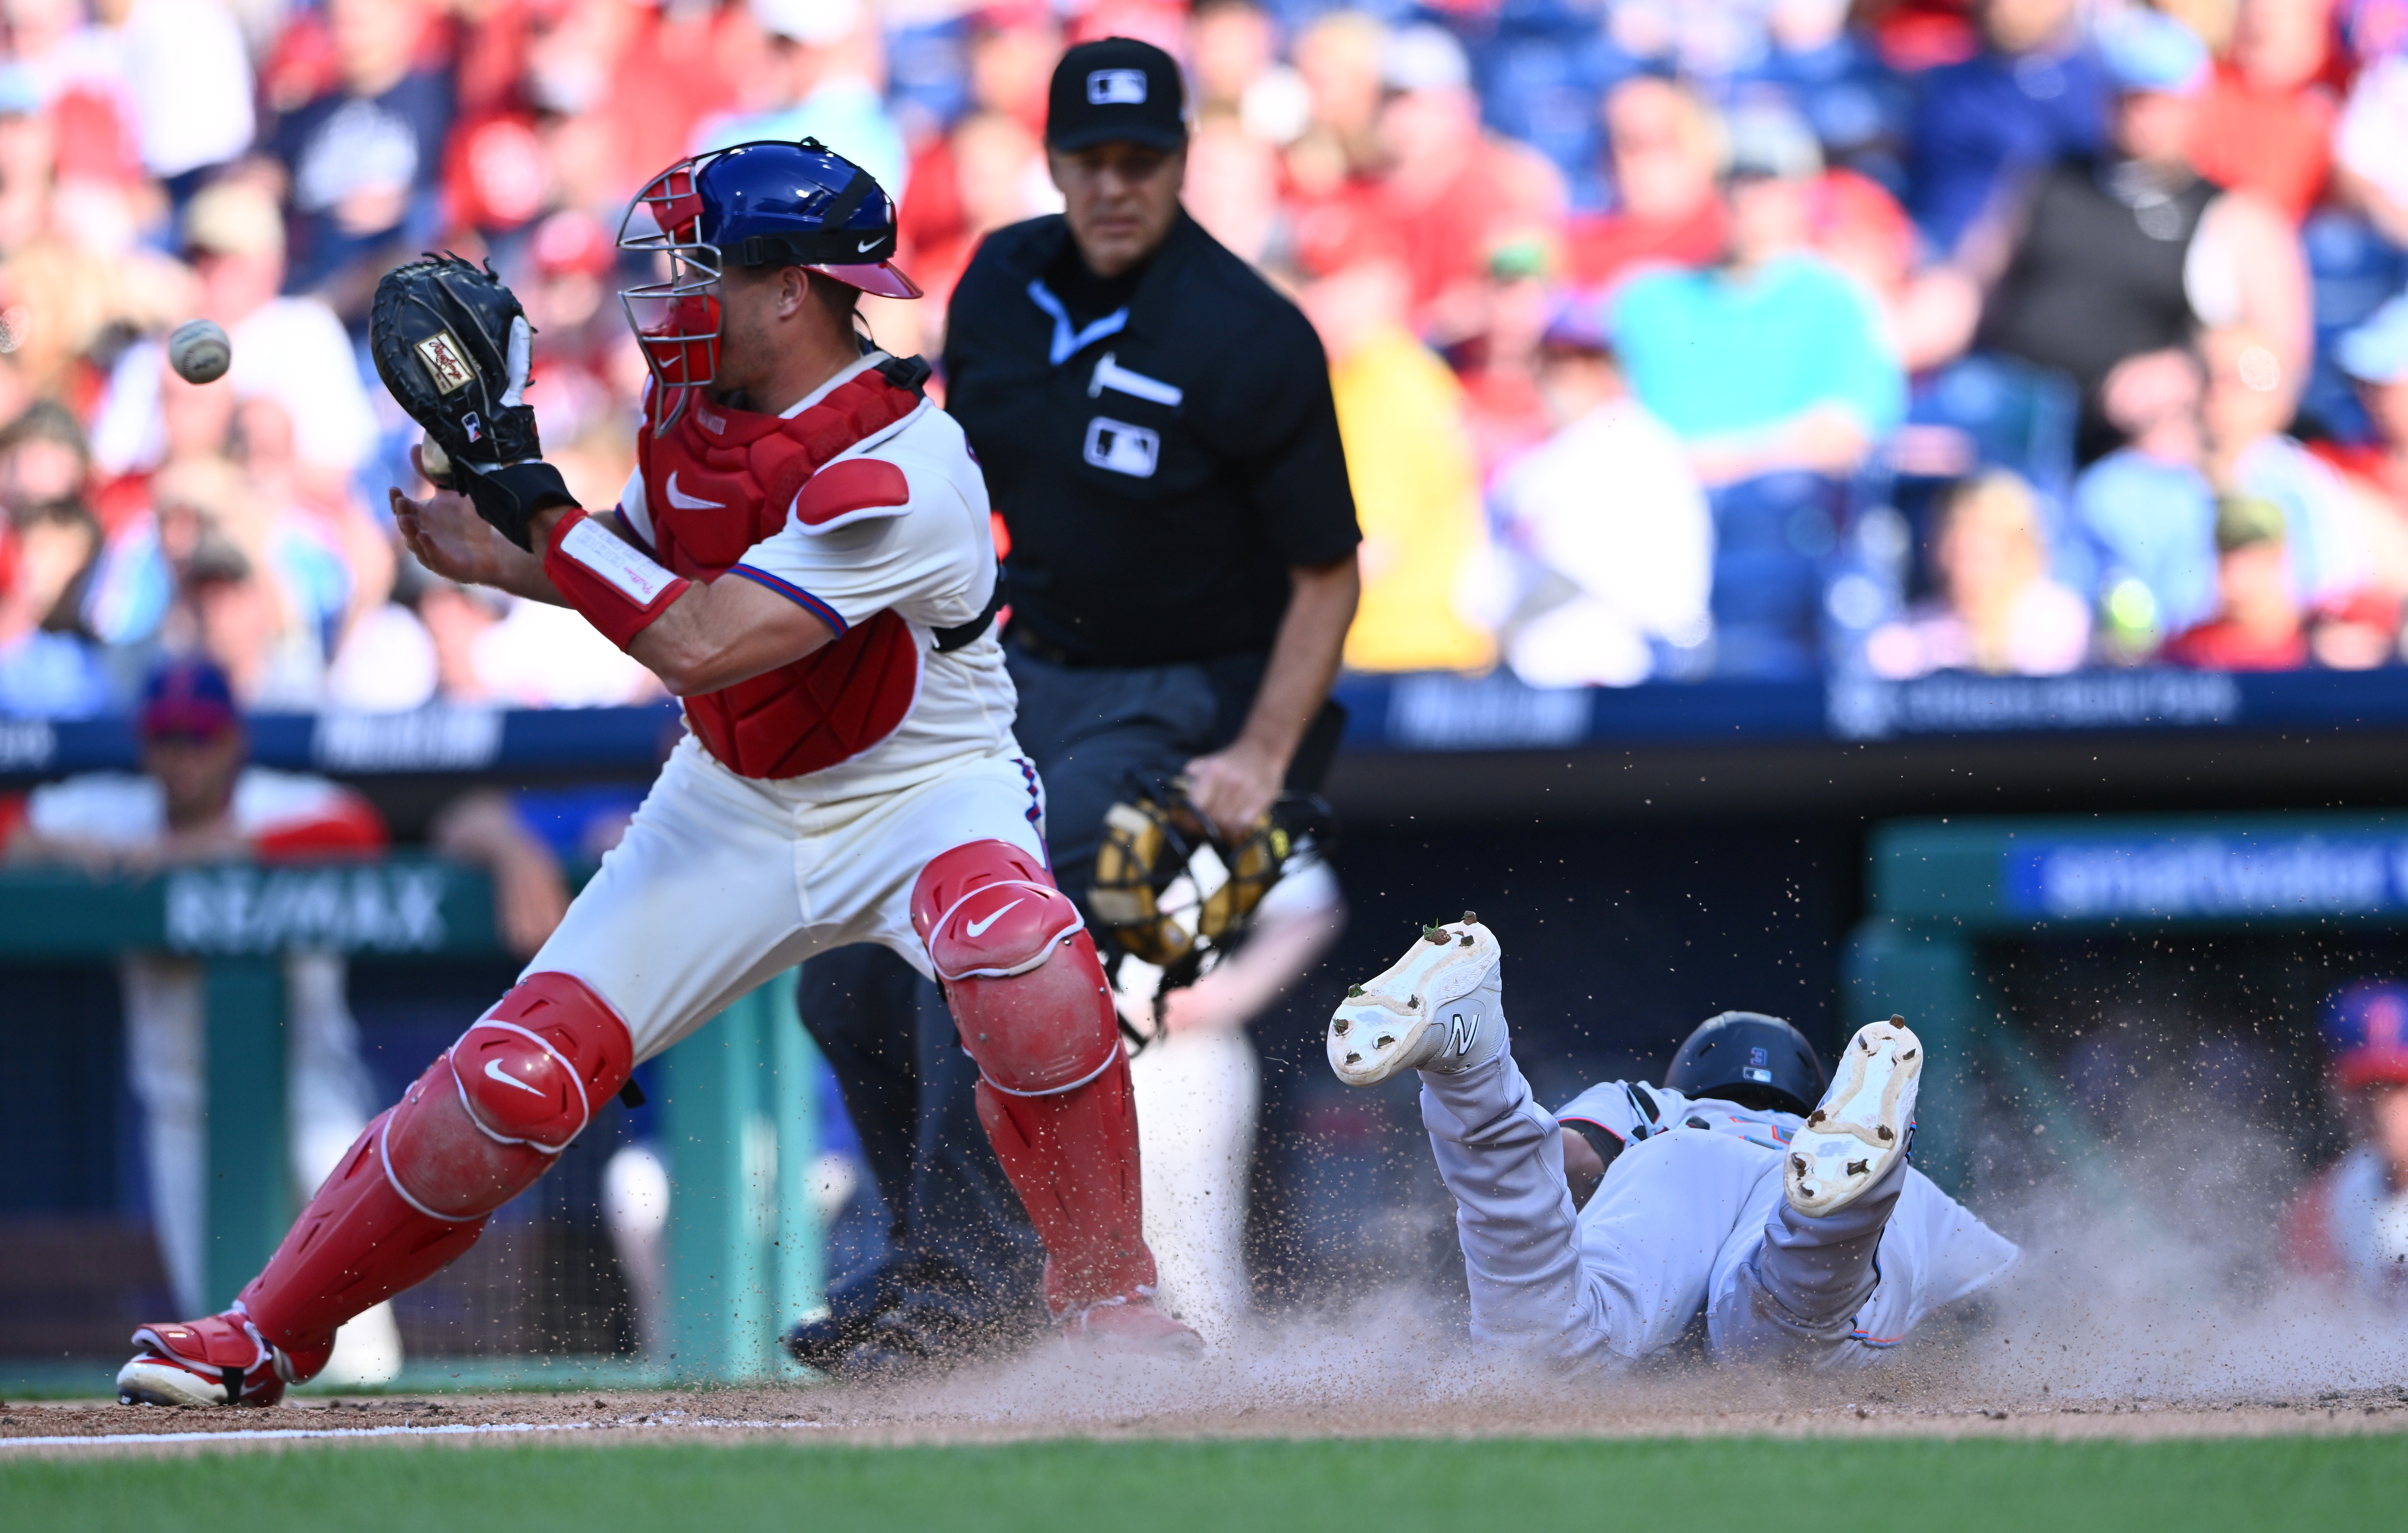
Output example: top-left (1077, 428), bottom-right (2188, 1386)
top-left (1366, 23), bottom-right (1564, 343)
top-left (2284, 980), bottom-right (2408, 1300)
top-left (2187, 0), bottom-right (2344, 221)
top-left (2161, 493), bottom-right (2312, 668)
top-left (1284, 7), bottom-right (1383, 201)
top-left (1562, 75), bottom-right (1726, 293)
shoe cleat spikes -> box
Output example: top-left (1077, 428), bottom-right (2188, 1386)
top-left (1327, 913), bottom-right (1503, 1086)
top-left (1783, 1016), bottom-right (1923, 1217)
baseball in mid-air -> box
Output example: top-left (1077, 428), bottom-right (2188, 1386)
top-left (418, 435), bottom-right (452, 484)
top-left (167, 319), bottom-right (231, 385)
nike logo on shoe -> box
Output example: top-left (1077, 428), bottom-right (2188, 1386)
top-left (664, 472), bottom-right (723, 511)
top-left (484, 1058), bottom-right (548, 1097)
top-left (964, 899), bottom-right (1023, 938)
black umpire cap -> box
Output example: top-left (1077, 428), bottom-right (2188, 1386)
top-left (1046, 37), bottom-right (1188, 152)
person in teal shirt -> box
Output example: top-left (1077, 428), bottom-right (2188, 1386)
top-left (1606, 104), bottom-right (1906, 676)
top-left (1610, 105), bottom-right (1905, 485)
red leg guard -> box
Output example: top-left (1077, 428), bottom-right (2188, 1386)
top-left (236, 973), bottom-right (633, 1370)
top-left (974, 1057), bottom-right (1155, 1312)
top-left (914, 840), bottom-right (1157, 1310)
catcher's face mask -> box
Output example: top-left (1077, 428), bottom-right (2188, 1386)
top-left (619, 159), bottom-right (724, 428)
top-left (619, 140), bottom-right (922, 430)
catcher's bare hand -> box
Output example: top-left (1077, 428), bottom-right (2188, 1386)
top-left (391, 445), bottom-right (532, 590)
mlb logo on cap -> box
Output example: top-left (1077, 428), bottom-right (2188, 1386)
top-left (1088, 69), bottom-right (1147, 105)
top-left (1047, 37), bottom-right (1187, 152)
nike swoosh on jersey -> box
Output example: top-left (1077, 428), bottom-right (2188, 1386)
top-left (857, 237), bottom-right (881, 254)
top-left (964, 899), bottom-right (1023, 938)
top-left (664, 472), bottom-right (724, 511)
top-left (484, 1057), bottom-right (548, 1097)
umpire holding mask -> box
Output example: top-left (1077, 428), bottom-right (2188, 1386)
top-left (785, 36), bottom-right (1361, 1377)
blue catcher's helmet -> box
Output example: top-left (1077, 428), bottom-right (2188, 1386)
top-left (618, 138), bottom-right (920, 424)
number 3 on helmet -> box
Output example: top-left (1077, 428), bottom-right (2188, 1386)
top-left (617, 138), bottom-right (922, 426)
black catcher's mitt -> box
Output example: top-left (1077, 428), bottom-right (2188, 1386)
top-left (371, 253), bottom-right (572, 550)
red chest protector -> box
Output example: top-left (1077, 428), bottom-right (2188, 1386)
top-left (639, 369), bottom-right (925, 780)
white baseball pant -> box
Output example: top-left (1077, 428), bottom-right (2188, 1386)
top-left (524, 734), bottom-right (1049, 1061)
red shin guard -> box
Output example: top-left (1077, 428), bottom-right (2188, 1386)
top-left (975, 1055), bottom-right (1157, 1311)
top-left (913, 839), bottom-right (1158, 1311)
top-left (236, 973), bottom-right (634, 1371)
top-left (234, 1113), bottom-right (483, 1371)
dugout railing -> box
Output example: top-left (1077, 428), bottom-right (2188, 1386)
top-left (0, 858), bottom-right (821, 1387)
top-left (1847, 810), bottom-right (2408, 1195)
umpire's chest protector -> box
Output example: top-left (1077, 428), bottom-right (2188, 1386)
top-left (638, 369), bottom-right (924, 779)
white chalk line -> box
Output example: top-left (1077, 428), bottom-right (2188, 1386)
top-left (0, 1416), bottom-right (831, 1451)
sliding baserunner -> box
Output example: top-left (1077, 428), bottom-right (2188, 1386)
top-left (1328, 915), bottom-right (2019, 1371)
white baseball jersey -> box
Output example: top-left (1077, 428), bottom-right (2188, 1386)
top-left (613, 354), bottom-right (1021, 800)
top-left (22, 767), bottom-right (385, 853)
top-left (533, 356), bottom-right (1050, 1061)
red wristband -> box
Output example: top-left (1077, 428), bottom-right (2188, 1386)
top-left (542, 509), bottom-right (691, 650)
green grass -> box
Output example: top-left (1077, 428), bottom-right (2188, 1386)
top-left (5, 1435), bottom-right (2406, 1532)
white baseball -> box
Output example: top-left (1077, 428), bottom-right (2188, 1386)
top-left (418, 435), bottom-right (451, 484)
top-left (168, 319), bottom-right (231, 385)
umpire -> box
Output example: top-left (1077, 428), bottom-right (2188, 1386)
top-left (788, 35), bottom-right (1361, 1375)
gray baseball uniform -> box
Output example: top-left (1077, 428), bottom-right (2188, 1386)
top-left (1418, 1046), bottom-right (2020, 1375)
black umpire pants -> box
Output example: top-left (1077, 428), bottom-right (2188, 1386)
top-left (795, 638), bottom-right (1341, 1318)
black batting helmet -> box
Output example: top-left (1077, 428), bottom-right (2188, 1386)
top-left (1663, 1011), bottom-right (1827, 1118)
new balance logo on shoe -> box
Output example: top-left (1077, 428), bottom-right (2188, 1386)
top-left (1447, 1011), bottom-right (1478, 1057)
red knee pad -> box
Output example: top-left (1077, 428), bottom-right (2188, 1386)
top-left (383, 972), bottom-right (634, 1220)
top-left (913, 839), bottom-right (1118, 1095)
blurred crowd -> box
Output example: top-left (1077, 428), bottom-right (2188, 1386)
top-left (12, 0), bottom-right (2408, 714)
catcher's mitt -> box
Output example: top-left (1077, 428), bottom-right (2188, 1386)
top-left (371, 254), bottom-right (572, 550)
top-left (1090, 780), bottom-right (1335, 975)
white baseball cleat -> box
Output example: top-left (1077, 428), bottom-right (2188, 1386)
top-left (1327, 913), bottom-right (1502, 1086)
top-left (1785, 1015), bottom-right (1921, 1217)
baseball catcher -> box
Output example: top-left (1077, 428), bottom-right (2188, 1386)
top-left (115, 138), bottom-right (1197, 1408)
top-left (1329, 916), bottom-right (2020, 1371)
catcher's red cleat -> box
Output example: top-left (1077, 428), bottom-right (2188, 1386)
top-left (1058, 1290), bottom-right (1204, 1359)
top-left (115, 1310), bottom-right (324, 1408)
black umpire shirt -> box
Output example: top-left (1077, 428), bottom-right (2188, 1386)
top-left (942, 210), bottom-right (1361, 668)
